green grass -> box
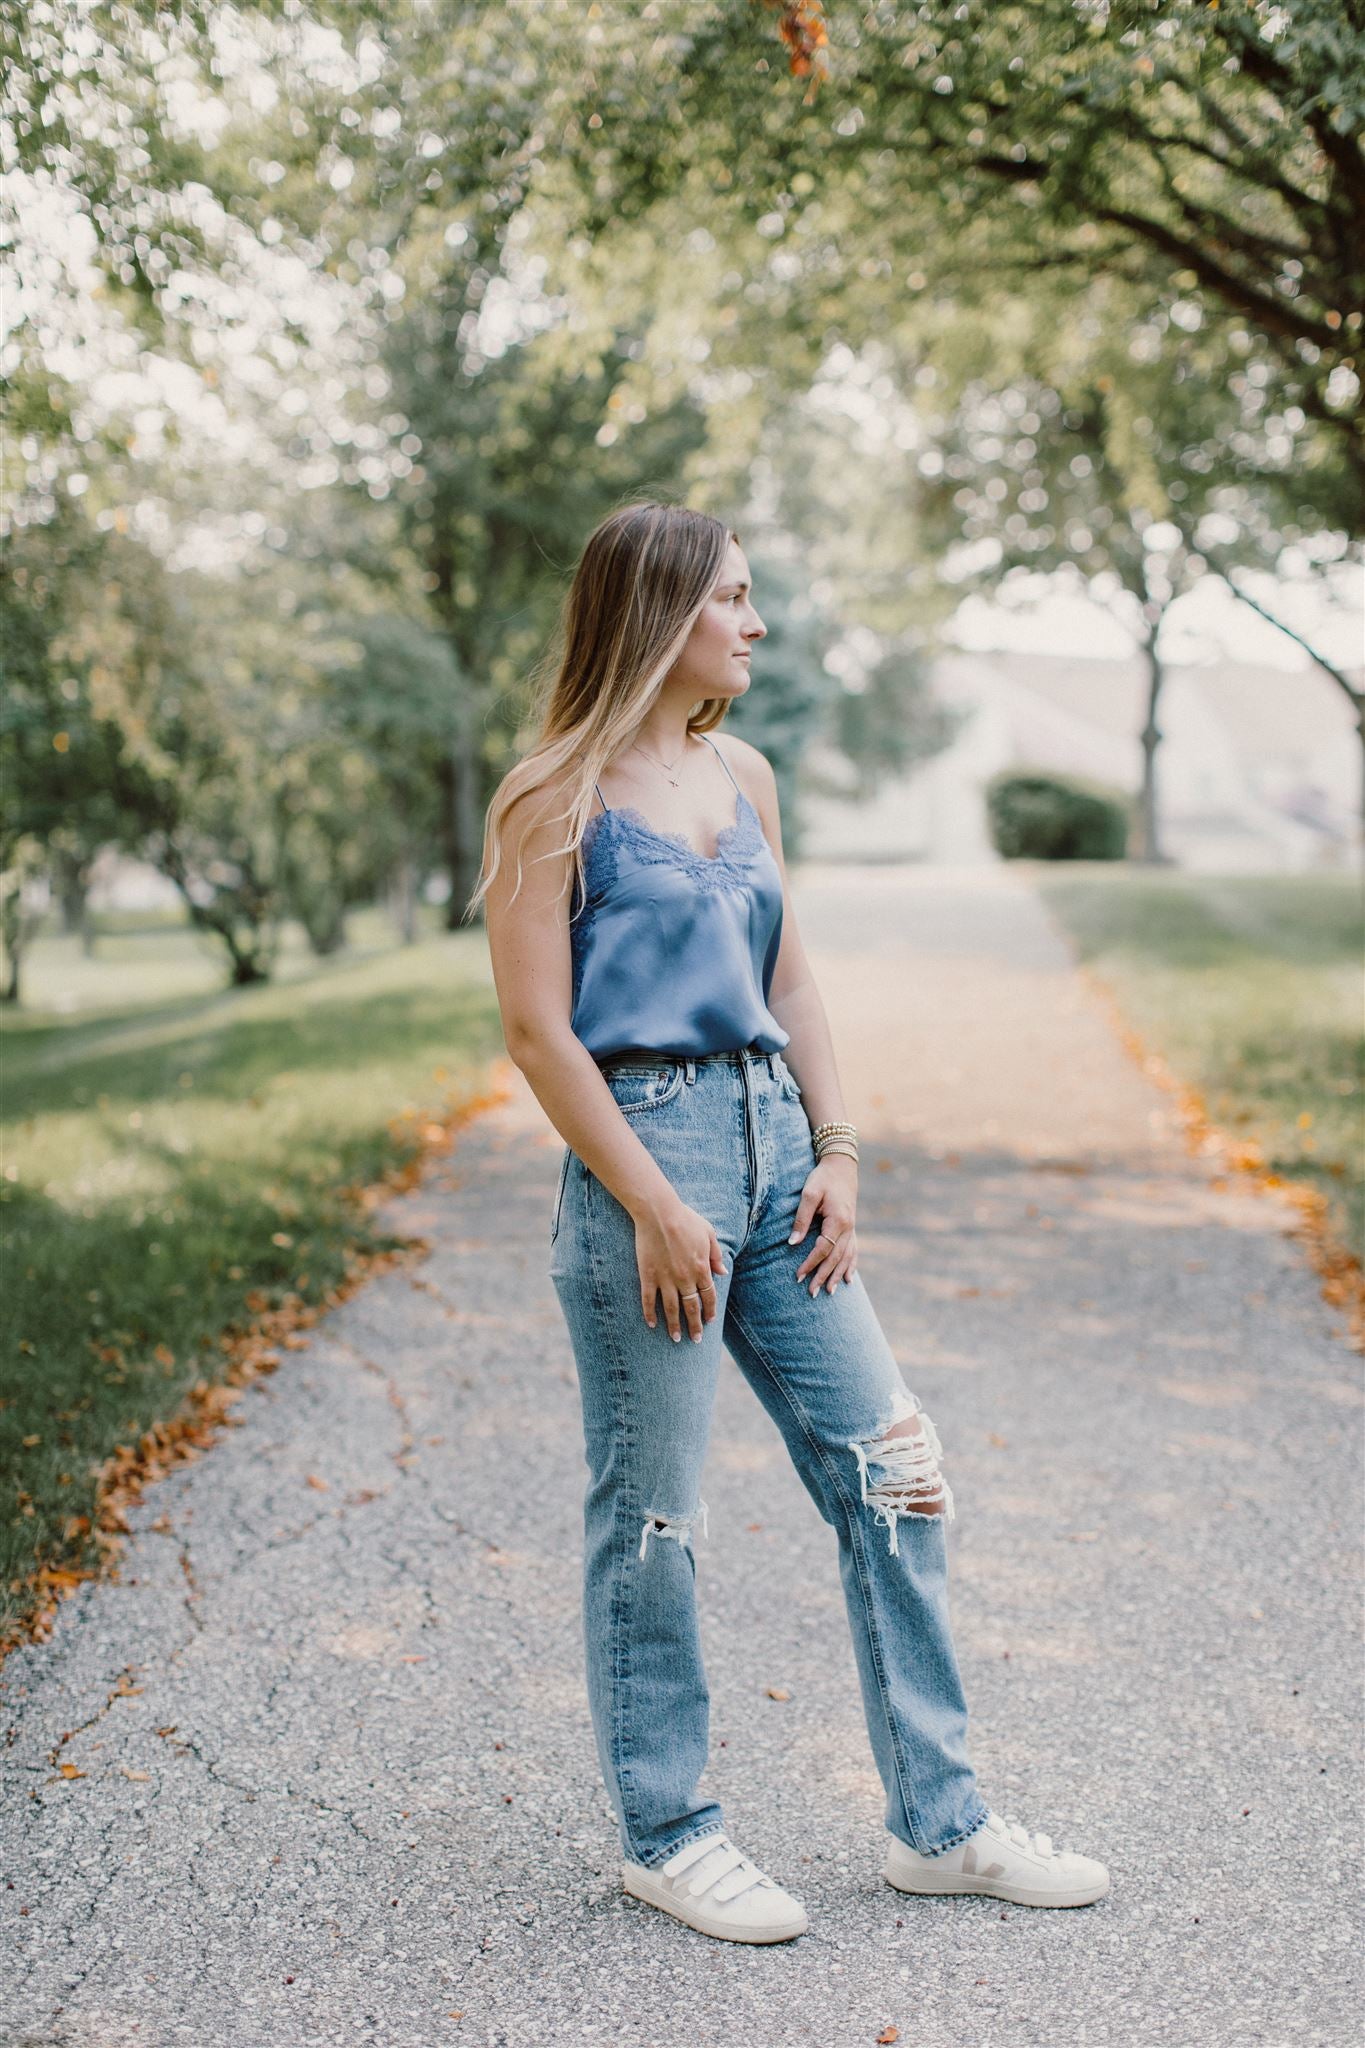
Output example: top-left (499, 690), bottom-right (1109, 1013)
top-left (1037, 868), bottom-right (1364, 1253)
top-left (1, 906), bottom-right (505, 1637)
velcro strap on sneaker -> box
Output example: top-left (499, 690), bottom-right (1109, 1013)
top-left (661, 1833), bottom-right (728, 1880)
top-left (685, 1844), bottom-right (746, 1898)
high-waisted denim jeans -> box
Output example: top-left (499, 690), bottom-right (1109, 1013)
top-left (548, 1043), bottom-right (988, 1871)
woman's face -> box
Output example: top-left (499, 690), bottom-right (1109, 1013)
top-left (668, 542), bottom-right (767, 701)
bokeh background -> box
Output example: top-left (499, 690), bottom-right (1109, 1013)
top-left (3, 3), bottom-right (1361, 1640)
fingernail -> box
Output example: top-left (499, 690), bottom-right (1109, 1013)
top-left (672, 1331), bottom-right (681, 1343)
top-left (787, 1232), bottom-right (800, 1244)
top-left (691, 1333), bottom-right (701, 1344)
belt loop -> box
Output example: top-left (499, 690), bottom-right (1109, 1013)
top-left (684, 1056), bottom-right (696, 1084)
top-left (764, 1051), bottom-right (776, 1078)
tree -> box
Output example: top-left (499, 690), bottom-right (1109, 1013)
top-left (0, 504), bottom-right (179, 1001)
top-left (380, 261), bottom-right (713, 920)
top-left (553, 0), bottom-right (1365, 522)
top-left (881, 260), bottom-right (1360, 858)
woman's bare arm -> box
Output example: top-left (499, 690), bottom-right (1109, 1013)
top-left (716, 733), bottom-right (860, 1291)
top-left (719, 734), bottom-right (851, 1138)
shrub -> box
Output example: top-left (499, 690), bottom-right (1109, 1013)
top-left (985, 770), bottom-right (1130, 861)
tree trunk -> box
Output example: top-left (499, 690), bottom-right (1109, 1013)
top-left (443, 691), bottom-right (482, 932)
top-left (155, 840), bottom-right (277, 987)
top-left (55, 849), bottom-right (94, 953)
top-left (389, 856), bottom-right (418, 945)
top-left (1, 882), bottom-right (31, 1003)
top-left (1136, 643), bottom-right (1165, 864)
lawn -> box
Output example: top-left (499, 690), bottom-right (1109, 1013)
top-left (1037, 868), bottom-right (1363, 1255)
top-left (1, 906), bottom-right (507, 1644)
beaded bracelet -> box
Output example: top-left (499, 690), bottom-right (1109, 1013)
top-left (812, 1117), bottom-right (859, 1165)
top-left (812, 1120), bottom-right (857, 1144)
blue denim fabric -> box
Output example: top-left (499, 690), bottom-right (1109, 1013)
top-left (548, 1043), bottom-right (989, 1870)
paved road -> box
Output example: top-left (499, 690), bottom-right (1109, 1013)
top-left (3, 867), bottom-right (1360, 2048)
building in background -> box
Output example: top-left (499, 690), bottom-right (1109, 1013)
top-left (799, 652), bottom-right (1362, 871)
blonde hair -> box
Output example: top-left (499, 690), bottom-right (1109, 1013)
top-left (465, 499), bottom-right (740, 924)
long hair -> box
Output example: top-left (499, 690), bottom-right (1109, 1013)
top-left (465, 500), bottom-right (739, 924)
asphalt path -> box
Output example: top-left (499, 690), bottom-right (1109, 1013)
top-left (3, 866), bottom-right (1360, 2048)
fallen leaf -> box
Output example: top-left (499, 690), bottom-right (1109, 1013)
top-left (120, 1767), bottom-right (151, 1782)
top-left (877, 2031), bottom-right (899, 2045)
top-left (305, 1473), bottom-right (329, 1491)
top-left (57, 1763), bottom-right (85, 1780)
top-left (765, 1686), bottom-right (790, 1701)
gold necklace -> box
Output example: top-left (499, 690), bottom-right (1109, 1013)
top-left (629, 734), bottom-right (691, 790)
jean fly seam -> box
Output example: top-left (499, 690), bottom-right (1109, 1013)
top-left (723, 1297), bottom-right (937, 1854)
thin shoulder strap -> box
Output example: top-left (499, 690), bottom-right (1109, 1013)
top-left (592, 780), bottom-right (609, 815)
top-left (699, 732), bottom-right (741, 795)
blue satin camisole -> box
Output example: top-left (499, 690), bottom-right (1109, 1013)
top-left (568, 733), bottom-right (790, 1062)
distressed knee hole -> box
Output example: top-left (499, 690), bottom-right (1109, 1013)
top-left (847, 1392), bottom-right (954, 1554)
top-left (638, 1499), bottom-right (709, 1561)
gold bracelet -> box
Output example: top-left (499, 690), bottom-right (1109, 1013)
top-left (815, 1139), bottom-right (859, 1163)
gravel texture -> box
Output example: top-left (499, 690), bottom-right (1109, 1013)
top-left (2, 865), bottom-right (1360, 2048)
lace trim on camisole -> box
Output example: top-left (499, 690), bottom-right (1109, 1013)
top-left (570, 785), bottom-right (769, 1005)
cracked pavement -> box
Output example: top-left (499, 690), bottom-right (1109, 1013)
top-left (2, 866), bottom-right (1361, 2048)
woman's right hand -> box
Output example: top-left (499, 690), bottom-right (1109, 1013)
top-left (633, 1199), bottom-right (728, 1344)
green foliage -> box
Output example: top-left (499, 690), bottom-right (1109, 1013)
top-left (986, 769), bottom-right (1131, 861)
top-left (555, 0), bottom-right (1365, 517)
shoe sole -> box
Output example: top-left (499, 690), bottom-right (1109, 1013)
top-left (622, 1863), bottom-right (808, 1943)
top-left (884, 1862), bottom-right (1110, 1909)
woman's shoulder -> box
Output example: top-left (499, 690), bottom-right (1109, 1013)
top-left (707, 728), bottom-right (776, 791)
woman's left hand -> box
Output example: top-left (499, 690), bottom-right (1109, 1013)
top-left (789, 1154), bottom-right (859, 1295)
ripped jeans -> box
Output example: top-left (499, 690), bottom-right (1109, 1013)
top-left (548, 1043), bottom-right (988, 1870)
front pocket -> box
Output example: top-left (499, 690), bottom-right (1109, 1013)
top-left (605, 1063), bottom-right (687, 1115)
top-left (775, 1055), bottom-right (803, 1103)
top-left (549, 1145), bottom-right (572, 1242)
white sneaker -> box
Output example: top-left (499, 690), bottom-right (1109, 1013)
top-left (622, 1829), bottom-right (809, 1943)
top-left (884, 1809), bottom-right (1110, 1908)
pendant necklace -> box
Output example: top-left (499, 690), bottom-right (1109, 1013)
top-left (630, 735), bottom-right (690, 789)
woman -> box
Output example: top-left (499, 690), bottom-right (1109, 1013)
top-left (472, 501), bottom-right (1108, 1943)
